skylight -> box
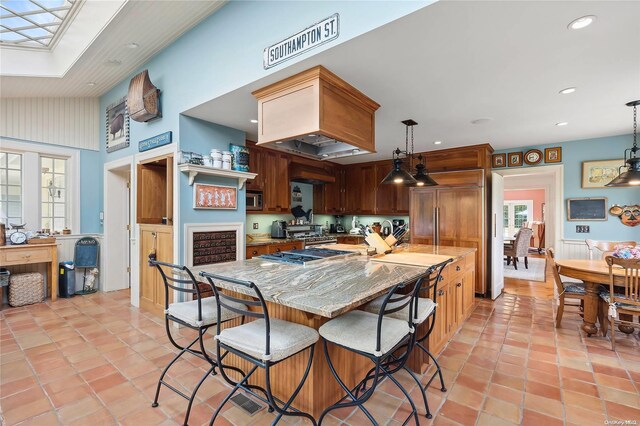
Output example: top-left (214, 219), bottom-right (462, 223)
top-left (0, 0), bottom-right (80, 49)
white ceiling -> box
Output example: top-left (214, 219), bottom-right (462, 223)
top-left (184, 0), bottom-right (640, 163)
top-left (0, 0), bottom-right (225, 97)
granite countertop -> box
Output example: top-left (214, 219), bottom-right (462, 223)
top-left (194, 244), bottom-right (474, 318)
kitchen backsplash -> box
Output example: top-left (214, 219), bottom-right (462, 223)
top-left (246, 213), bottom-right (409, 235)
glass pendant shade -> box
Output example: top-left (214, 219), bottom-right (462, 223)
top-left (381, 158), bottom-right (417, 185)
top-left (606, 157), bottom-right (640, 186)
top-left (412, 163), bottom-right (438, 187)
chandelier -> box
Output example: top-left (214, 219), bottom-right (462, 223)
top-left (380, 119), bottom-right (437, 187)
top-left (606, 100), bottom-right (640, 187)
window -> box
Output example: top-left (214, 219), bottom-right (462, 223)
top-left (41, 156), bottom-right (67, 232)
top-left (503, 200), bottom-right (533, 237)
top-left (0, 152), bottom-right (23, 225)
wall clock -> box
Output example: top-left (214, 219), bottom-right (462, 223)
top-left (524, 149), bottom-right (543, 165)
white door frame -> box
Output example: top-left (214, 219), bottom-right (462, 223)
top-left (495, 164), bottom-right (564, 257)
top-left (103, 157), bottom-right (136, 294)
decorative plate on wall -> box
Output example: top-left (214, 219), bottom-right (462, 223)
top-left (524, 149), bottom-right (543, 165)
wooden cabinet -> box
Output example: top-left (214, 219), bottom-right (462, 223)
top-left (344, 164), bottom-right (376, 214)
top-left (314, 165), bottom-right (345, 214)
top-left (374, 163), bottom-right (410, 215)
top-left (410, 171), bottom-right (487, 295)
top-left (336, 235), bottom-right (365, 245)
top-left (429, 281), bottom-right (450, 355)
top-left (137, 155), bottom-right (173, 224)
top-left (139, 224), bottom-right (173, 316)
top-left (248, 148), bottom-right (290, 213)
top-left (245, 241), bottom-right (304, 259)
top-left (246, 147), bottom-right (265, 191)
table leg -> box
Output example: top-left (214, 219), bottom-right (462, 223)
top-left (581, 281), bottom-right (599, 336)
top-left (50, 246), bottom-right (57, 301)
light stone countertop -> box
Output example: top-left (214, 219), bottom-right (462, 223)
top-left (194, 244), bottom-right (475, 318)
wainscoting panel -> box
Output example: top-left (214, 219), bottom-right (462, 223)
top-left (560, 239), bottom-right (591, 260)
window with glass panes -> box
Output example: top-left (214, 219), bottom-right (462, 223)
top-left (0, 152), bottom-right (22, 225)
top-left (41, 156), bottom-right (67, 231)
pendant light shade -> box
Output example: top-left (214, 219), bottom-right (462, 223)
top-left (381, 158), bottom-right (417, 185)
top-left (381, 120), bottom-right (437, 186)
top-left (606, 100), bottom-right (640, 187)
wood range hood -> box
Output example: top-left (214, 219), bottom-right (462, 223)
top-left (289, 162), bottom-right (335, 184)
top-left (252, 66), bottom-right (380, 161)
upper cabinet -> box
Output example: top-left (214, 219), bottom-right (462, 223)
top-left (137, 154), bottom-right (173, 225)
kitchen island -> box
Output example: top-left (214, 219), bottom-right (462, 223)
top-left (193, 244), bottom-right (476, 417)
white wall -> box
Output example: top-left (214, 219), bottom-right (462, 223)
top-left (0, 98), bottom-right (99, 151)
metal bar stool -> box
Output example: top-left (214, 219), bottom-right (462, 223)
top-left (199, 271), bottom-right (319, 426)
top-left (318, 279), bottom-right (422, 425)
top-left (362, 260), bottom-right (451, 419)
top-left (149, 260), bottom-right (247, 426)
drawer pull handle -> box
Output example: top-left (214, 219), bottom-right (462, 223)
top-left (456, 266), bottom-right (461, 271)
top-left (457, 282), bottom-right (462, 288)
top-left (438, 289), bottom-right (444, 296)
top-left (275, 248), bottom-right (281, 252)
top-left (252, 250), bottom-right (258, 255)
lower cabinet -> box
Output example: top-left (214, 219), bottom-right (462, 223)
top-left (427, 252), bottom-right (476, 357)
top-left (139, 224), bottom-right (173, 317)
top-left (336, 235), bottom-right (365, 245)
top-left (245, 241), bottom-right (304, 259)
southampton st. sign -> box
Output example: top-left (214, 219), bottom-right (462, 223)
top-left (263, 14), bottom-right (339, 69)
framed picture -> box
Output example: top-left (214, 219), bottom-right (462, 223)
top-left (106, 96), bottom-right (130, 153)
top-left (582, 159), bottom-right (623, 188)
top-left (194, 183), bottom-right (237, 209)
top-left (567, 197), bottom-right (608, 221)
top-left (508, 152), bottom-right (523, 167)
top-left (492, 153), bottom-right (506, 168)
top-left (524, 149), bottom-right (543, 165)
top-left (545, 147), bottom-right (562, 163)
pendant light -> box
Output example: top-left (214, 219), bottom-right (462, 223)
top-left (380, 119), bottom-right (437, 186)
top-left (606, 100), bottom-right (640, 187)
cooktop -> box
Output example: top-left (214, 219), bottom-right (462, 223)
top-left (258, 248), bottom-right (355, 265)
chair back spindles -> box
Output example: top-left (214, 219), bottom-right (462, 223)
top-left (605, 256), bottom-right (640, 307)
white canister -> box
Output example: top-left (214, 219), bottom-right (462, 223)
top-left (213, 159), bottom-right (222, 168)
top-left (210, 149), bottom-right (222, 160)
top-left (221, 151), bottom-right (232, 162)
top-left (222, 159), bottom-right (231, 170)
top-left (203, 156), bottom-right (213, 167)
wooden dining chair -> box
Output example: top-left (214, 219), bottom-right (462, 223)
top-left (601, 256), bottom-right (640, 351)
top-left (585, 240), bottom-right (637, 260)
top-left (548, 248), bottom-right (587, 328)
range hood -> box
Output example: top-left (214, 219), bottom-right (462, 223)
top-left (290, 162), bottom-right (335, 184)
top-left (252, 66), bottom-right (380, 161)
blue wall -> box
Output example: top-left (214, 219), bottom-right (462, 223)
top-left (495, 134), bottom-right (639, 241)
top-left (79, 149), bottom-right (103, 233)
top-left (99, 1), bottom-right (432, 262)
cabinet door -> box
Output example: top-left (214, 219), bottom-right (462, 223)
top-left (344, 166), bottom-right (362, 214)
top-left (247, 147), bottom-right (264, 191)
top-left (453, 278), bottom-right (464, 327)
top-left (462, 267), bottom-right (475, 317)
top-left (140, 225), bottom-right (173, 317)
top-left (375, 163), bottom-right (395, 214)
top-left (275, 153), bottom-right (290, 211)
top-left (263, 151), bottom-right (290, 212)
top-left (324, 166), bottom-right (344, 214)
top-left (395, 183), bottom-right (410, 214)
top-left (428, 282), bottom-right (449, 355)
top-left (360, 164), bottom-right (376, 214)
top-left (436, 189), bottom-right (459, 244)
top-left (446, 283), bottom-right (457, 336)
top-left (409, 189), bottom-right (436, 244)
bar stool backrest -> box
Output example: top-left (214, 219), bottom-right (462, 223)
top-left (149, 260), bottom-right (205, 323)
top-left (410, 259), bottom-right (452, 322)
top-left (199, 272), bottom-right (271, 358)
top-left (373, 279), bottom-right (421, 355)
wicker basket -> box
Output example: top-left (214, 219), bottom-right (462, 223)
top-left (9, 272), bottom-right (44, 307)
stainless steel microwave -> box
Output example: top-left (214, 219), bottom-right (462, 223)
top-left (246, 190), bottom-right (263, 211)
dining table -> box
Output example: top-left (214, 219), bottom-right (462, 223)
top-left (555, 258), bottom-right (633, 336)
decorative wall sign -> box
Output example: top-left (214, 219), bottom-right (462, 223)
top-left (582, 159), bottom-right (623, 188)
top-left (194, 183), bottom-right (237, 209)
top-left (609, 205), bottom-right (640, 227)
top-left (492, 153), bottom-right (506, 168)
top-left (191, 231), bottom-right (237, 266)
top-left (508, 152), bottom-right (523, 167)
top-left (139, 131), bottom-right (172, 152)
top-left (106, 96), bottom-right (130, 153)
top-left (544, 147), bottom-right (562, 163)
top-left (567, 197), bottom-right (608, 221)
top-left (128, 69), bottom-right (161, 122)
top-left (264, 14), bottom-right (339, 69)
top-left (524, 149), bottom-right (543, 165)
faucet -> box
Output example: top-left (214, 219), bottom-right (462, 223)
top-left (381, 219), bottom-right (394, 236)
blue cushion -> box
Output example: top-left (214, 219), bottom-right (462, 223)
top-left (600, 293), bottom-right (640, 311)
top-left (563, 282), bottom-right (586, 295)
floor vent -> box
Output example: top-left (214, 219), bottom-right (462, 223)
top-left (230, 393), bottom-right (264, 416)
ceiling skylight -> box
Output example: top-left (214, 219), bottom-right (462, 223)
top-left (0, 0), bottom-right (80, 49)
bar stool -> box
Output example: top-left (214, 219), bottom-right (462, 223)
top-left (200, 271), bottom-right (319, 426)
top-left (148, 260), bottom-right (247, 426)
top-left (318, 279), bottom-right (422, 425)
top-left (363, 260), bottom-right (451, 419)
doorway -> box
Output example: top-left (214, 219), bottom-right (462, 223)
top-left (103, 159), bottom-right (133, 292)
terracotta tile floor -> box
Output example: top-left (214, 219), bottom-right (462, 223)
top-left (1, 286), bottom-right (639, 425)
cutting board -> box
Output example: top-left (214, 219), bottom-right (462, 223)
top-left (371, 252), bottom-right (453, 267)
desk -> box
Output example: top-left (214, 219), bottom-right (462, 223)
top-left (0, 243), bottom-right (58, 302)
top-left (555, 259), bottom-right (626, 336)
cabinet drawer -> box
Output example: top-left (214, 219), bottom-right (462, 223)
top-left (448, 257), bottom-right (465, 278)
top-left (3, 247), bottom-right (52, 264)
top-left (246, 245), bottom-right (269, 259)
top-left (269, 241), bottom-right (303, 253)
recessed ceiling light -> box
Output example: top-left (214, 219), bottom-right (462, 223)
top-left (568, 15), bottom-right (596, 30)
top-left (322, 154), bottom-right (329, 157)
top-left (275, 141), bottom-right (282, 144)
top-left (86, 82), bottom-right (96, 87)
top-left (559, 87), bottom-right (576, 94)
top-left (250, 119), bottom-right (258, 123)
top-left (434, 141), bottom-right (442, 145)
top-left (471, 118), bottom-right (493, 125)
top-left (104, 59), bottom-right (122, 67)
top-left (556, 122), bottom-right (569, 126)
top-left (125, 42), bottom-right (139, 49)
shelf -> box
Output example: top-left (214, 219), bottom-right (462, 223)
top-left (178, 163), bottom-right (257, 189)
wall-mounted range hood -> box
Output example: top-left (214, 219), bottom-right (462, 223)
top-left (252, 66), bottom-right (380, 161)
